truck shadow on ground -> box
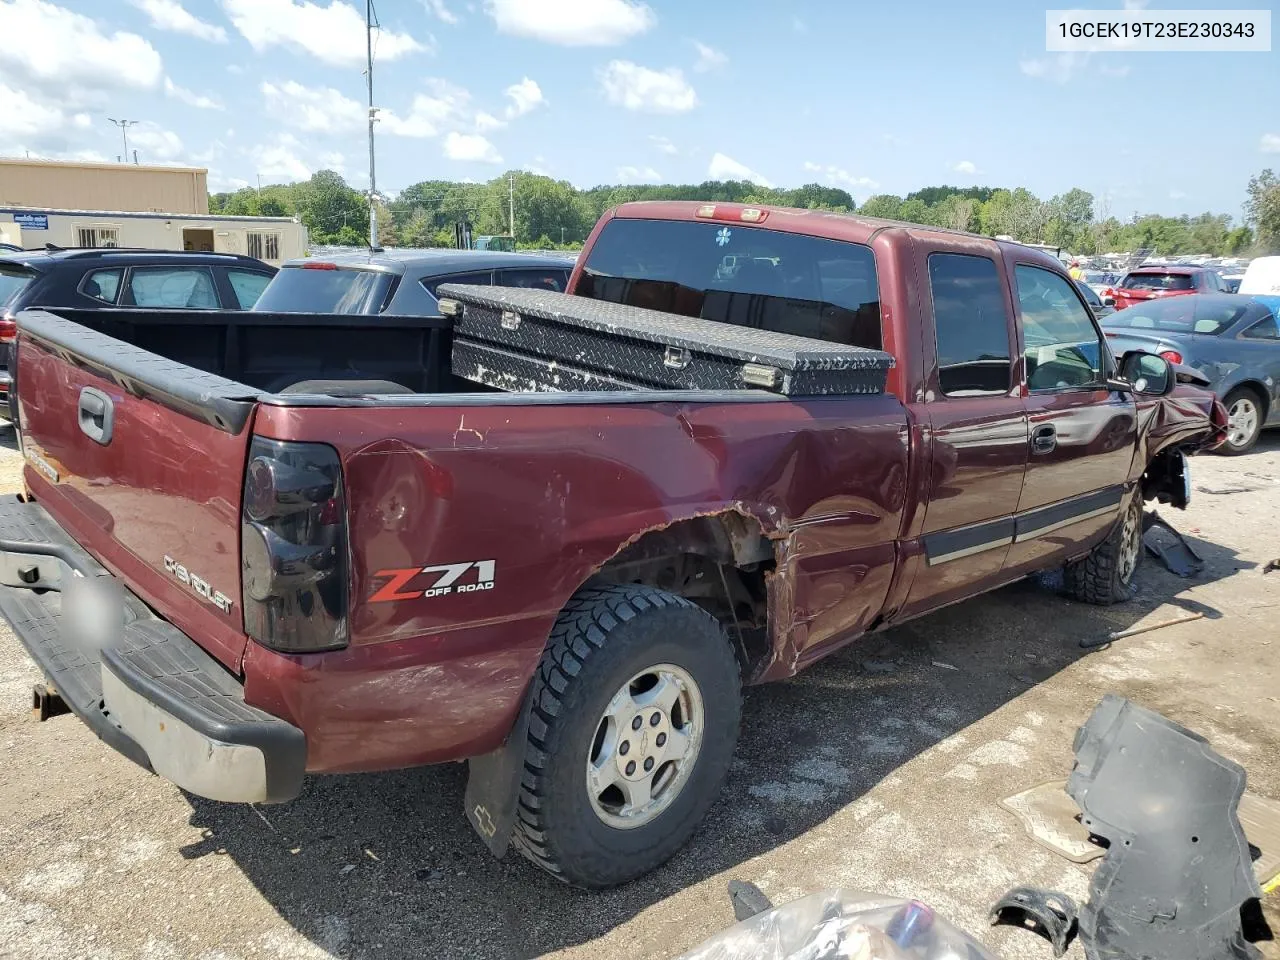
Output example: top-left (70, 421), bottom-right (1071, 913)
top-left (183, 527), bottom-right (1253, 960)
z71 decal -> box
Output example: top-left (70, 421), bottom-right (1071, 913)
top-left (370, 560), bottom-right (496, 602)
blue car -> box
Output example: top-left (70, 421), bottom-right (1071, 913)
top-left (1102, 293), bottom-right (1280, 454)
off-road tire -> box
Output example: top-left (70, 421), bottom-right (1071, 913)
top-left (1219, 386), bottom-right (1264, 456)
top-left (511, 584), bottom-right (741, 888)
top-left (1064, 490), bottom-right (1144, 605)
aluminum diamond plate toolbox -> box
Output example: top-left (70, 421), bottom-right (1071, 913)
top-left (437, 284), bottom-right (894, 397)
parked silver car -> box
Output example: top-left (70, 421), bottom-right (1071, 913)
top-left (1103, 294), bottom-right (1280, 453)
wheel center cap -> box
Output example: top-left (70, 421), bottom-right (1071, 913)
top-left (615, 711), bottom-right (672, 780)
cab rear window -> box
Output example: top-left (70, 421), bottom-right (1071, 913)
top-left (0, 265), bottom-right (36, 308)
top-left (577, 219), bottom-right (882, 349)
top-left (1120, 272), bottom-right (1195, 291)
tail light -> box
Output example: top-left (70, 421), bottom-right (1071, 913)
top-left (241, 437), bottom-right (348, 653)
top-left (0, 318), bottom-right (16, 344)
top-left (1159, 350), bottom-right (1183, 365)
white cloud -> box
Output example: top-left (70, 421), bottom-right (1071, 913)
top-left (600, 61), bottom-right (697, 114)
top-left (475, 111), bottom-right (505, 132)
top-left (381, 79), bottom-right (473, 137)
top-left (691, 40), bottom-right (727, 72)
top-left (222, 0), bottom-right (426, 68)
top-left (248, 133), bottom-right (312, 182)
top-left (617, 165), bottom-right (662, 183)
top-left (708, 152), bottom-right (772, 188)
top-left (649, 134), bottom-right (677, 155)
top-left (485, 0), bottom-right (654, 46)
top-left (792, 17), bottom-right (807, 33)
top-left (952, 160), bottom-right (981, 175)
top-left (1169, 189), bottom-right (1187, 200)
top-left (523, 157), bottom-right (552, 176)
top-left (130, 122), bottom-right (185, 162)
top-left (227, 63), bottom-right (244, 75)
top-left (0, 0), bottom-right (163, 99)
top-left (1261, 133), bottom-right (1280, 153)
top-left (0, 83), bottom-right (81, 150)
top-left (802, 161), bottom-right (879, 195)
top-left (1121, 0), bottom-right (1148, 8)
top-left (422, 0), bottom-right (458, 24)
top-left (130, 0), bottom-right (227, 42)
top-left (1019, 52), bottom-right (1086, 84)
top-left (165, 77), bottom-right (223, 110)
top-left (261, 80), bottom-right (364, 134)
top-left (504, 77), bottom-right (545, 118)
top-left (443, 131), bottom-right (502, 163)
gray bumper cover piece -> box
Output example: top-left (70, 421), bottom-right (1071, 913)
top-left (1068, 695), bottom-right (1262, 960)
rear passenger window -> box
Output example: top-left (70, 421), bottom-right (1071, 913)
top-left (496, 267), bottom-right (568, 292)
top-left (422, 271), bottom-right (492, 298)
top-left (82, 268), bottom-right (123, 304)
top-left (927, 254), bottom-right (1012, 396)
top-left (127, 267), bottom-right (219, 308)
top-left (227, 269), bottom-right (273, 309)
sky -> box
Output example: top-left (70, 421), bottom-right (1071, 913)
top-left (1, 0), bottom-right (1277, 219)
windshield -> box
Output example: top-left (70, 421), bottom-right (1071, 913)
top-left (1120, 271), bottom-right (1195, 291)
top-left (1105, 297), bottom-right (1244, 335)
top-left (0, 265), bottom-right (36, 308)
top-left (252, 265), bottom-right (394, 314)
top-left (577, 218), bottom-right (882, 349)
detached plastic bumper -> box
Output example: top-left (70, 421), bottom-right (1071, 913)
top-left (0, 495), bottom-right (305, 803)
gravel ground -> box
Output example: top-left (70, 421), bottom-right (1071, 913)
top-left (1, 422), bottom-right (1277, 960)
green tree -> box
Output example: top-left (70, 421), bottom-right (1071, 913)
top-left (295, 170), bottom-right (367, 245)
top-left (1245, 169), bottom-right (1280, 253)
top-left (859, 195), bottom-right (903, 219)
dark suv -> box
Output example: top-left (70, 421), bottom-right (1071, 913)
top-left (0, 248), bottom-right (276, 411)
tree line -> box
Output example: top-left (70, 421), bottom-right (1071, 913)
top-left (208, 168), bottom-right (1280, 256)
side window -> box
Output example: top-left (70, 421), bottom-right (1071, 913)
top-left (496, 267), bottom-right (569, 292)
top-left (1242, 311), bottom-right (1279, 340)
top-left (422, 270), bottom-right (492, 298)
top-left (81, 268), bottom-right (123, 304)
top-left (126, 267), bottom-right (219, 309)
top-left (927, 253), bottom-right (1012, 396)
top-left (1015, 265), bottom-right (1104, 391)
top-left (1077, 282), bottom-right (1101, 307)
top-left (227, 269), bottom-right (273, 308)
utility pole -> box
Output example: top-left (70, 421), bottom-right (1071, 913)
top-left (508, 173), bottom-right (515, 240)
top-left (108, 118), bottom-right (137, 163)
top-left (366, 0), bottom-right (378, 249)
top-left (256, 174), bottom-right (262, 194)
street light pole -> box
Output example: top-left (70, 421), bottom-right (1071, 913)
top-left (107, 118), bottom-right (137, 163)
top-left (366, 0), bottom-right (378, 249)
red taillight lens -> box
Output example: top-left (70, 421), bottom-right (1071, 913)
top-left (1159, 350), bottom-right (1183, 365)
top-left (0, 318), bottom-right (16, 344)
top-left (302, 262), bottom-right (338, 270)
top-left (242, 437), bottom-right (348, 653)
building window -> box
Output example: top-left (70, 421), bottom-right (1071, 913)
top-left (247, 231), bottom-right (281, 261)
top-left (76, 226), bottom-right (120, 248)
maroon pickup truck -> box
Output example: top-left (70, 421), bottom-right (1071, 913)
top-left (0, 202), bottom-right (1225, 888)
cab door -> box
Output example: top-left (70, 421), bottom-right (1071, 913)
top-left (899, 244), bottom-right (1029, 618)
top-left (1003, 259), bottom-right (1137, 576)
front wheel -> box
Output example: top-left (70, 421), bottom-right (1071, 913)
top-left (1220, 387), bottom-right (1263, 455)
top-left (512, 584), bottom-right (741, 888)
top-left (1064, 490), bottom-right (1144, 605)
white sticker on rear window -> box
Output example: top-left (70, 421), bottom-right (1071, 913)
top-left (716, 227), bottom-right (732, 247)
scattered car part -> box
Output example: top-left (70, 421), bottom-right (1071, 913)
top-left (1068, 695), bottom-right (1262, 960)
top-left (31, 682), bottom-right (69, 721)
top-left (1080, 610), bottom-right (1206, 649)
top-left (1142, 511), bottom-right (1205, 578)
top-left (677, 889), bottom-right (998, 960)
top-left (989, 886), bottom-right (1078, 958)
top-left (727, 879), bottom-right (774, 922)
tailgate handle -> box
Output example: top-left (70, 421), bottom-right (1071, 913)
top-left (78, 387), bottom-right (115, 445)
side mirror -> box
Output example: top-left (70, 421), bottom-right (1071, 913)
top-left (1120, 350), bottom-right (1175, 396)
top-left (1103, 297), bottom-right (1115, 306)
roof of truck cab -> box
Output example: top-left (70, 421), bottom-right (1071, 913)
top-left (280, 249), bottom-right (576, 273)
top-left (606, 200), bottom-right (1064, 267)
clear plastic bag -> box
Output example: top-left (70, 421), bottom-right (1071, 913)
top-left (677, 890), bottom-right (997, 960)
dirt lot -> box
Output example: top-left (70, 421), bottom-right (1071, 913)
top-left (1, 424), bottom-right (1277, 960)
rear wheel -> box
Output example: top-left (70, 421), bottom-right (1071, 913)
top-left (1220, 387), bottom-right (1263, 455)
top-left (512, 584), bottom-right (741, 888)
top-left (1064, 490), bottom-right (1144, 605)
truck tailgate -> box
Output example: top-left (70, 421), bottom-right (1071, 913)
top-left (14, 310), bottom-right (258, 670)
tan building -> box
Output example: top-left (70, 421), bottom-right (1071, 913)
top-left (0, 157), bottom-right (209, 214)
top-left (0, 158), bottom-right (307, 265)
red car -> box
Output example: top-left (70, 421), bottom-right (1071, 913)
top-left (1108, 266), bottom-right (1226, 311)
top-left (1, 203), bottom-right (1227, 889)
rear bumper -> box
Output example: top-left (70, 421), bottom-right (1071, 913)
top-left (0, 495), bottom-right (306, 803)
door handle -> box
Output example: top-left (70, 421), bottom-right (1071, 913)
top-left (78, 387), bottom-right (114, 445)
top-left (1031, 423), bottom-right (1056, 455)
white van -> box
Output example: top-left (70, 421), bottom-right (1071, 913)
top-left (1239, 256), bottom-right (1280, 296)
